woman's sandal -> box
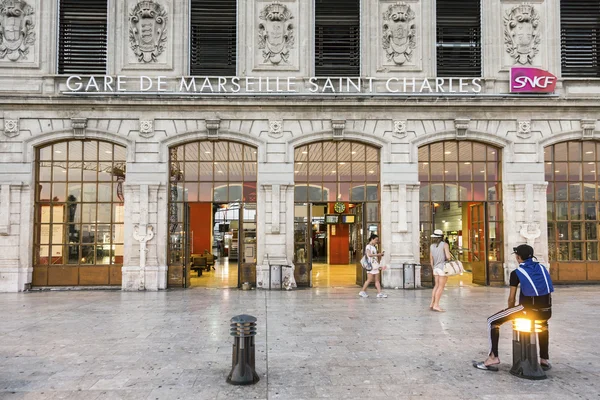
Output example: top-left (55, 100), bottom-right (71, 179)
top-left (472, 361), bottom-right (499, 371)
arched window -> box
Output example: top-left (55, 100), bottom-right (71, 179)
top-left (545, 141), bottom-right (599, 262)
top-left (33, 140), bottom-right (126, 286)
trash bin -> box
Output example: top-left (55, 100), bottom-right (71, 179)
top-left (227, 314), bottom-right (260, 385)
top-left (402, 263), bottom-right (419, 289)
top-left (510, 318), bottom-right (547, 380)
top-left (268, 264), bottom-right (294, 290)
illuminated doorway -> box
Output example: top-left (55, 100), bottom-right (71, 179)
top-left (293, 141), bottom-right (380, 287)
top-left (167, 141), bottom-right (257, 288)
top-left (418, 141), bottom-right (504, 286)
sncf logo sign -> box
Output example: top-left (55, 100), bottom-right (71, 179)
top-left (510, 67), bottom-right (557, 93)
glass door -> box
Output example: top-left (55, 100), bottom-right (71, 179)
top-left (469, 203), bottom-right (487, 285)
top-left (353, 204), bottom-right (367, 286)
top-left (294, 203), bottom-right (311, 287)
top-left (239, 203), bottom-right (257, 288)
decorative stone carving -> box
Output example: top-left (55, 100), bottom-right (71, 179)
top-left (129, 0), bottom-right (167, 63)
top-left (206, 119), bottom-right (220, 140)
top-left (0, 0), bottom-right (35, 62)
top-left (133, 224), bottom-right (154, 290)
top-left (382, 2), bottom-right (416, 65)
top-left (332, 120), bottom-right (345, 141)
top-left (454, 118), bottom-right (469, 140)
top-left (581, 119), bottom-right (596, 139)
top-left (268, 120), bottom-right (283, 139)
top-left (3, 118), bottom-right (18, 137)
top-left (504, 3), bottom-right (540, 65)
top-left (520, 222), bottom-right (541, 247)
top-left (393, 120), bottom-right (407, 139)
top-left (258, 3), bottom-right (294, 65)
top-left (517, 120), bottom-right (531, 139)
top-left (139, 120), bottom-right (154, 138)
top-left (71, 118), bottom-right (87, 137)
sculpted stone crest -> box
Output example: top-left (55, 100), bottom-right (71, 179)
top-left (504, 3), bottom-right (540, 65)
top-left (258, 3), bottom-right (294, 65)
top-left (129, 0), bottom-right (167, 63)
top-left (382, 2), bottom-right (416, 65)
top-left (0, 0), bottom-right (35, 62)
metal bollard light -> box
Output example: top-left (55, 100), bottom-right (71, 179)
top-left (227, 314), bottom-right (260, 385)
top-left (510, 318), bottom-right (547, 380)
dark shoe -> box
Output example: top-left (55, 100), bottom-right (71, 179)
top-left (540, 362), bottom-right (552, 371)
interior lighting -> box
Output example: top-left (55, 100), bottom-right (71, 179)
top-left (351, 151), bottom-right (357, 154)
top-left (588, 162), bottom-right (594, 165)
top-left (480, 170), bottom-right (485, 173)
top-left (204, 151), bottom-right (211, 154)
top-left (218, 170), bottom-right (223, 174)
top-left (294, 171), bottom-right (299, 173)
top-left (105, 150), bottom-right (112, 154)
top-left (55, 150), bottom-right (62, 154)
top-left (331, 170), bottom-right (336, 173)
top-left (555, 170), bottom-right (560, 173)
top-left (302, 151), bottom-right (308, 154)
top-left (368, 170), bottom-right (374, 174)
top-left (464, 162), bottom-right (471, 165)
top-left (445, 171), bottom-right (449, 173)
top-left (586, 151), bottom-right (593, 154)
top-left (591, 170), bottom-right (596, 173)
top-left (445, 151), bottom-right (451, 154)
top-left (339, 162), bottom-right (346, 165)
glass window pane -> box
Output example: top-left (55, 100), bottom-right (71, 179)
top-left (473, 182), bottom-right (486, 201)
top-left (586, 222), bottom-right (598, 240)
top-left (569, 162), bottom-right (582, 181)
top-left (53, 163), bottom-right (67, 181)
top-left (459, 162), bottom-right (471, 181)
top-left (473, 143), bottom-right (486, 161)
top-left (69, 141), bottom-right (83, 160)
top-left (294, 185), bottom-right (307, 202)
top-left (323, 142), bottom-right (336, 161)
top-left (52, 183), bottom-right (66, 202)
top-left (39, 146), bottom-right (52, 161)
top-left (184, 182), bottom-right (199, 202)
top-left (584, 162), bottom-right (596, 181)
top-left (214, 183), bottom-right (228, 202)
top-left (229, 143), bottom-right (243, 161)
top-left (97, 204), bottom-right (111, 224)
top-left (419, 146), bottom-right (429, 162)
top-left (295, 163), bottom-right (307, 182)
top-left (81, 204), bottom-right (97, 223)
top-left (556, 202), bottom-right (568, 220)
top-left (587, 242), bottom-right (599, 261)
top-left (569, 183), bottom-right (581, 201)
top-left (244, 162), bottom-right (257, 181)
top-left (444, 163), bottom-right (457, 181)
top-left (352, 163), bottom-right (365, 181)
top-left (338, 162), bottom-right (351, 181)
top-left (431, 163), bottom-right (443, 181)
top-left (570, 203), bottom-right (582, 220)
top-left (308, 185), bottom-right (323, 202)
top-left (487, 147), bottom-right (498, 162)
top-left (366, 203), bottom-right (379, 222)
top-left (184, 162), bottom-right (199, 181)
top-left (555, 182), bottom-right (567, 201)
top-left (366, 147), bottom-right (378, 162)
top-left (338, 143), bottom-right (351, 162)
top-left (200, 142), bottom-right (213, 161)
top-left (199, 182), bottom-right (213, 202)
top-left (431, 183), bottom-right (444, 202)
top-left (309, 163), bottom-right (322, 180)
top-left (557, 222), bottom-right (569, 240)
top-left (419, 183), bottom-right (430, 202)
top-left (351, 184), bottom-right (365, 201)
top-left (97, 183), bottom-right (112, 202)
top-left (38, 182), bottom-right (51, 201)
top-left (54, 142), bottom-right (67, 161)
top-left (323, 182), bottom-right (337, 201)
top-left (99, 142), bottom-right (113, 161)
top-left (458, 142), bottom-right (472, 161)
top-left (555, 143), bottom-right (567, 161)
top-left (459, 182), bottom-right (471, 201)
top-left (83, 141), bottom-right (98, 161)
top-left (444, 142), bottom-right (458, 161)
top-left (572, 242), bottom-right (583, 260)
top-left (352, 143), bottom-right (365, 161)
top-left (244, 146), bottom-right (258, 161)
top-left (323, 163), bottom-right (337, 182)
top-left (568, 141), bottom-right (582, 161)
top-left (199, 162), bottom-right (213, 181)
top-left (229, 163), bottom-right (243, 181)
top-left (430, 143), bottom-right (443, 162)
top-left (572, 222), bottom-right (582, 240)
top-left (366, 164), bottom-right (378, 182)
top-left (215, 142), bottom-right (228, 161)
top-left (215, 163), bottom-right (228, 180)
top-left (309, 143), bottom-right (322, 161)
top-left (583, 142), bottom-right (596, 161)
top-left (473, 163), bottom-right (486, 181)
top-left (419, 162), bottom-right (430, 181)
top-left (584, 202), bottom-right (597, 220)
top-left (39, 162), bottom-right (51, 181)
top-left (229, 184), bottom-right (242, 202)
top-left (295, 146), bottom-right (308, 162)
top-left (338, 182), bottom-right (350, 202)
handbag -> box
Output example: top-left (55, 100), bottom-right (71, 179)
top-left (443, 260), bottom-right (465, 276)
top-left (360, 255), bottom-right (373, 271)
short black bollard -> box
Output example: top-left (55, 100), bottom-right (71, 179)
top-left (510, 318), bottom-right (547, 380)
top-left (227, 314), bottom-right (260, 385)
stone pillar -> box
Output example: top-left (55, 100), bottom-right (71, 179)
top-left (122, 183), bottom-right (166, 291)
top-left (381, 183), bottom-right (422, 288)
top-left (0, 183), bottom-right (31, 292)
top-left (503, 182), bottom-right (549, 284)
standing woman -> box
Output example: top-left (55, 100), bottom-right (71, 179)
top-left (429, 229), bottom-right (452, 311)
top-left (359, 234), bottom-right (387, 298)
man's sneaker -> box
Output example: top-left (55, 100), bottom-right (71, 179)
top-left (359, 291), bottom-right (368, 298)
top-left (377, 293), bottom-right (388, 298)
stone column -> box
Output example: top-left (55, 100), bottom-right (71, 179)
top-left (503, 182), bottom-right (549, 284)
top-left (122, 182), bottom-right (166, 291)
top-left (381, 183), bottom-right (422, 288)
top-left (0, 183), bottom-right (31, 292)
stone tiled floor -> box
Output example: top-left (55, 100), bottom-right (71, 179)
top-left (0, 286), bottom-right (599, 399)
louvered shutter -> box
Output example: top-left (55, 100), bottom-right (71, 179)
top-left (190, 0), bottom-right (237, 76)
top-left (58, 0), bottom-right (108, 75)
top-left (315, 0), bottom-right (360, 77)
top-left (436, 0), bottom-right (481, 77)
top-left (561, 1), bottom-right (600, 77)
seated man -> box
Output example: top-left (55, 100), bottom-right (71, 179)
top-left (474, 244), bottom-right (554, 371)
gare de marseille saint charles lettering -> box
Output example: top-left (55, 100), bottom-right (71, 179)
top-left (65, 68), bottom-right (556, 95)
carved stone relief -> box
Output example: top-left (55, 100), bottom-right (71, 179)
top-left (139, 120), bottom-right (154, 138)
top-left (454, 118), bottom-right (470, 140)
top-left (504, 3), bottom-right (540, 65)
top-left (517, 120), bottom-right (531, 139)
top-left (0, 0), bottom-right (35, 62)
top-left (129, 0), bottom-right (167, 63)
top-left (268, 120), bottom-right (283, 139)
top-left (393, 120), bottom-right (407, 139)
top-left (258, 3), bottom-right (294, 65)
top-left (382, 2), bottom-right (416, 65)
top-left (332, 120), bottom-right (345, 141)
top-left (71, 118), bottom-right (87, 137)
top-left (3, 118), bottom-right (18, 137)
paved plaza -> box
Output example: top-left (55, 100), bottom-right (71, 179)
top-left (1, 285), bottom-right (599, 400)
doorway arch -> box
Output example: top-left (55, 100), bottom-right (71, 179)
top-left (167, 140), bottom-right (258, 288)
top-left (418, 140), bottom-right (504, 286)
top-left (32, 139), bottom-right (127, 286)
top-left (293, 140), bottom-right (381, 287)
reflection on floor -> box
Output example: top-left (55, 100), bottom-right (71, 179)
top-left (312, 263), bottom-right (357, 288)
top-left (189, 256), bottom-right (238, 288)
top-left (445, 271), bottom-right (475, 287)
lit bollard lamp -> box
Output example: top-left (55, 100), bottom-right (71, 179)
top-left (227, 314), bottom-right (260, 385)
top-left (510, 318), bottom-right (547, 380)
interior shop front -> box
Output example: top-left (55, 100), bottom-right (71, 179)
top-left (293, 141), bottom-right (381, 288)
top-left (419, 141), bottom-right (504, 286)
top-left (167, 141), bottom-right (257, 288)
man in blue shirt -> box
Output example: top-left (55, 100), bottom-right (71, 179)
top-left (474, 244), bottom-right (554, 371)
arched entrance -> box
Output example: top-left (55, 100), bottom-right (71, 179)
top-left (293, 141), bottom-right (381, 287)
top-left (167, 141), bottom-right (257, 288)
top-left (32, 140), bottom-right (127, 286)
top-left (418, 141), bottom-right (504, 286)
top-left (545, 141), bottom-right (600, 282)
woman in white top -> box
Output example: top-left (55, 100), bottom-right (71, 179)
top-left (429, 229), bottom-right (452, 312)
top-left (359, 234), bottom-right (387, 298)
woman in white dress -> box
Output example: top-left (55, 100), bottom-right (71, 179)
top-left (359, 234), bottom-right (387, 298)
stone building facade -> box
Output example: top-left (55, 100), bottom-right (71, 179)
top-left (1, 0), bottom-right (599, 292)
